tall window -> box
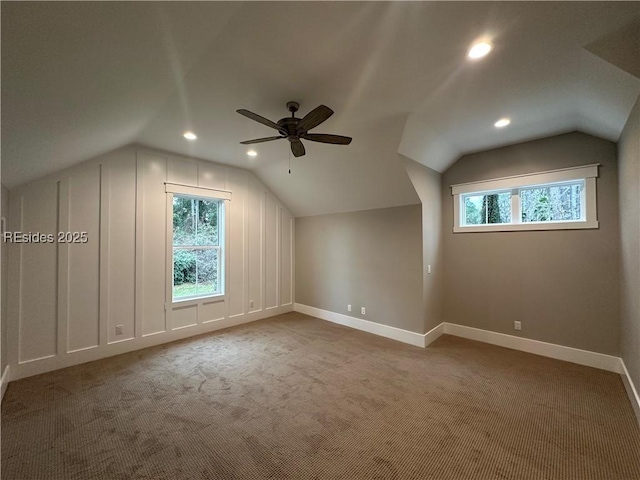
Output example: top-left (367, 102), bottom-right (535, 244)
top-left (172, 195), bottom-right (224, 301)
top-left (452, 164), bottom-right (598, 233)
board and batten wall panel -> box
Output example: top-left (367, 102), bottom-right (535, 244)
top-left (248, 177), bottom-right (263, 313)
top-left (280, 208), bottom-right (293, 306)
top-left (6, 145), bottom-right (294, 381)
top-left (12, 180), bottom-right (59, 363)
top-left (139, 152), bottom-right (168, 337)
top-left (172, 304), bottom-right (198, 330)
top-left (106, 152), bottom-right (136, 344)
top-left (168, 157), bottom-right (198, 186)
top-left (198, 162), bottom-right (227, 191)
top-left (265, 193), bottom-right (278, 310)
top-left (228, 171), bottom-right (246, 319)
top-left (66, 164), bottom-right (101, 352)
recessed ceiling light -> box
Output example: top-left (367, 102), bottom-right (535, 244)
top-left (494, 118), bottom-right (511, 128)
top-left (247, 150), bottom-right (257, 157)
top-left (467, 41), bottom-right (493, 60)
top-left (183, 131), bottom-right (197, 140)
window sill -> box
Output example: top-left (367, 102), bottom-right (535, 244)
top-left (170, 294), bottom-right (225, 309)
top-left (453, 220), bottom-right (599, 233)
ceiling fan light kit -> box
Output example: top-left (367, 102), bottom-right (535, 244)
top-left (237, 101), bottom-right (352, 158)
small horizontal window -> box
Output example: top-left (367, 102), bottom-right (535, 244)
top-left (452, 165), bottom-right (598, 233)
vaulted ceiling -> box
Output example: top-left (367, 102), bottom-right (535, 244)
top-left (3, 2), bottom-right (638, 216)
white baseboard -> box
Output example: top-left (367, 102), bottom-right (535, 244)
top-left (620, 359), bottom-right (640, 427)
top-left (424, 322), bottom-right (445, 347)
top-left (294, 303), bottom-right (427, 347)
top-left (442, 323), bottom-right (622, 373)
top-left (10, 304), bottom-right (293, 381)
top-left (441, 326), bottom-right (640, 423)
top-left (293, 304), bottom-right (625, 377)
top-left (1, 366), bottom-right (9, 402)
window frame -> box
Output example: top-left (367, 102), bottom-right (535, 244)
top-left (165, 183), bottom-right (231, 306)
top-left (452, 164), bottom-right (599, 233)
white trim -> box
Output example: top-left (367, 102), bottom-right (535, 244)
top-left (1, 366), bottom-right (9, 402)
top-left (293, 306), bottom-right (627, 378)
top-left (10, 304), bottom-right (293, 381)
top-left (166, 190), bottom-right (228, 308)
top-left (442, 323), bottom-right (622, 373)
top-left (67, 345), bottom-right (99, 354)
top-left (454, 219), bottom-right (599, 233)
top-left (424, 322), bottom-right (445, 347)
top-left (164, 182), bottom-right (231, 200)
top-left (294, 303), bottom-right (427, 348)
top-left (620, 359), bottom-right (640, 427)
top-left (452, 164), bottom-right (599, 233)
top-left (451, 164), bottom-right (599, 195)
top-left (171, 295), bottom-right (225, 309)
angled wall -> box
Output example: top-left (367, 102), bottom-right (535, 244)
top-left (618, 95), bottom-right (640, 393)
top-left (402, 155), bottom-right (444, 333)
top-left (6, 145), bottom-right (294, 380)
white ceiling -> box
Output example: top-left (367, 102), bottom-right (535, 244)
top-left (3, 2), bottom-right (639, 216)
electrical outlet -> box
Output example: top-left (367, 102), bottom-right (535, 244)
top-left (250, 300), bottom-right (254, 308)
top-left (115, 325), bottom-right (124, 335)
top-left (361, 307), bottom-right (366, 315)
top-left (347, 304), bottom-right (352, 312)
top-left (514, 321), bottom-right (522, 331)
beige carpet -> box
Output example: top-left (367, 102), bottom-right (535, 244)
top-left (2, 312), bottom-right (639, 479)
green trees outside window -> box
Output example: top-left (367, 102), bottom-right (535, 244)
top-left (464, 192), bottom-right (511, 225)
top-left (520, 183), bottom-right (581, 222)
top-left (172, 195), bottom-right (222, 300)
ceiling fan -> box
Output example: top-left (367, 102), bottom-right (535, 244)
top-left (236, 101), bottom-right (352, 158)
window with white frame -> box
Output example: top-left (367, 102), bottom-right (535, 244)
top-left (452, 164), bottom-right (598, 233)
top-left (165, 184), bottom-right (230, 302)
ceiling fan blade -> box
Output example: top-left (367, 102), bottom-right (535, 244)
top-left (240, 136), bottom-right (283, 145)
top-left (301, 133), bottom-right (352, 145)
top-left (296, 105), bottom-right (334, 133)
top-left (236, 109), bottom-right (281, 130)
top-left (290, 138), bottom-right (306, 157)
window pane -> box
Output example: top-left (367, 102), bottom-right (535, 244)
top-left (173, 248), bottom-right (220, 299)
top-left (173, 197), bottom-right (196, 246)
top-left (196, 199), bottom-right (219, 246)
top-left (173, 249), bottom-right (197, 298)
top-left (195, 249), bottom-right (219, 296)
top-left (521, 182), bottom-right (582, 223)
top-left (464, 192), bottom-right (511, 225)
top-left (172, 193), bottom-right (223, 301)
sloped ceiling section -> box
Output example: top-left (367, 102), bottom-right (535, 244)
top-left (398, 7), bottom-right (640, 173)
top-left (2, 2), bottom-right (639, 216)
top-left (585, 18), bottom-right (640, 80)
top-left (1, 2), bottom-right (243, 187)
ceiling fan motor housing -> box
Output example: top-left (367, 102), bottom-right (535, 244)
top-left (278, 117), bottom-right (300, 138)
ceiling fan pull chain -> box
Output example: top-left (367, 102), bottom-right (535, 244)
top-left (289, 149), bottom-right (291, 175)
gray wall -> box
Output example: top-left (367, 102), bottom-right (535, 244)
top-left (296, 205), bottom-right (424, 333)
top-left (1, 184), bottom-right (8, 374)
top-left (618, 96), bottom-right (640, 390)
top-left (402, 156), bottom-right (443, 332)
top-left (442, 132), bottom-right (620, 355)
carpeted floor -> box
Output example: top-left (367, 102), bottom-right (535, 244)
top-left (2, 312), bottom-right (640, 480)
